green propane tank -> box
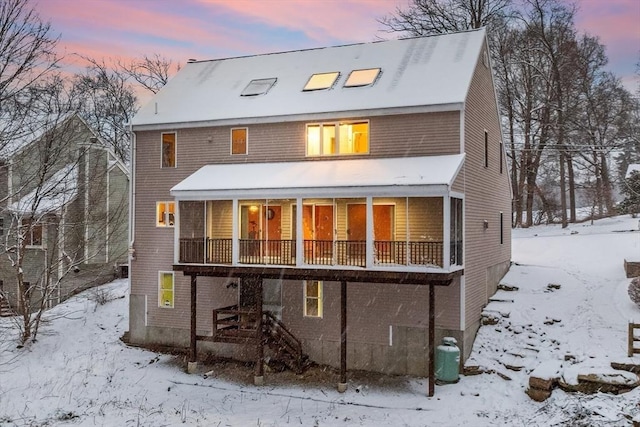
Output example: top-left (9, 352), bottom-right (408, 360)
top-left (435, 337), bottom-right (460, 383)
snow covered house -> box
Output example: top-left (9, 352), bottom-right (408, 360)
top-left (128, 28), bottom-right (511, 394)
top-left (0, 113), bottom-right (129, 314)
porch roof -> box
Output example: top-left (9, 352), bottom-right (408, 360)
top-left (174, 264), bottom-right (462, 286)
top-left (171, 154), bottom-right (465, 199)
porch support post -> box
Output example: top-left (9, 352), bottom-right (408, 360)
top-left (338, 280), bottom-right (348, 393)
top-left (254, 277), bottom-right (264, 386)
top-left (428, 283), bottom-right (435, 397)
top-left (187, 274), bottom-right (198, 374)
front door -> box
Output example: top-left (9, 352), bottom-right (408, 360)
top-left (347, 204), bottom-right (366, 262)
top-left (374, 205), bottom-right (394, 262)
top-left (303, 204), bottom-right (334, 262)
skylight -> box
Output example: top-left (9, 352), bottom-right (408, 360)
top-left (241, 78), bottom-right (277, 96)
top-left (303, 72), bottom-right (340, 91)
top-left (344, 68), bottom-right (381, 88)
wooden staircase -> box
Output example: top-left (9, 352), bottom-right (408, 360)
top-left (206, 305), bottom-right (309, 373)
top-left (0, 295), bottom-right (14, 317)
top-left (262, 311), bottom-right (309, 374)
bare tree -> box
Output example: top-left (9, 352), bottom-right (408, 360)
top-left (71, 57), bottom-right (137, 164)
top-left (379, 0), bottom-right (514, 35)
top-left (0, 79), bottom-right (129, 344)
top-left (0, 0), bottom-right (60, 148)
top-left (120, 53), bottom-right (177, 95)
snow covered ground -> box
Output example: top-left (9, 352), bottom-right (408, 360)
top-left (1, 215), bottom-right (639, 426)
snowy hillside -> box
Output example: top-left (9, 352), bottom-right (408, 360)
top-left (1, 216), bottom-right (639, 426)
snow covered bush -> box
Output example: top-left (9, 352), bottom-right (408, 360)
top-left (628, 278), bottom-right (640, 307)
top-left (620, 171), bottom-right (640, 217)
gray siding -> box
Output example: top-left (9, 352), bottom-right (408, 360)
top-left (0, 115), bottom-right (130, 311)
top-left (461, 42), bottom-right (512, 356)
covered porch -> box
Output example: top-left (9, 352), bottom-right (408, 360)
top-left (172, 154), bottom-right (466, 273)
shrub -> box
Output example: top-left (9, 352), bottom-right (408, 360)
top-left (628, 277), bottom-right (640, 307)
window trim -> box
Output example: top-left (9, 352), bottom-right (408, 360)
top-left (230, 127), bottom-right (248, 155)
top-left (303, 72), bottom-right (340, 91)
top-left (22, 219), bottom-right (44, 248)
top-left (158, 271), bottom-right (175, 308)
top-left (305, 120), bottom-right (370, 157)
top-left (344, 68), bottom-right (381, 88)
top-left (241, 78), bottom-right (277, 96)
top-left (303, 280), bottom-right (323, 318)
top-left (161, 132), bottom-right (177, 168)
top-left (156, 201), bottom-right (175, 228)
top-left (499, 141), bottom-right (503, 174)
top-left (484, 130), bottom-right (489, 168)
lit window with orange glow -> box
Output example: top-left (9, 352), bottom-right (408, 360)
top-left (231, 128), bottom-right (248, 155)
top-left (161, 132), bottom-right (176, 168)
top-left (306, 121), bottom-right (368, 156)
top-left (156, 201), bottom-right (175, 227)
top-left (344, 68), bottom-right (381, 87)
top-left (303, 72), bottom-right (340, 91)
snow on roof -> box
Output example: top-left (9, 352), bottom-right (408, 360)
top-left (10, 163), bottom-right (78, 214)
top-left (626, 164), bottom-right (640, 178)
top-left (133, 29), bottom-right (487, 128)
top-left (0, 112), bottom-right (77, 159)
top-left (171, 154), bottom-right (464, 198)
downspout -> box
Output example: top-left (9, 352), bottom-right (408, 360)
top-left (84, 148), bottom-right (89, 262)
top-left (129, 123), bottom-right (136, 266)
top-left (58, 205), bottom-right (65, 305)
top-left (105, 155), bottom-right (110, 263)
top-left (459, 105), bottom-right (466, 333)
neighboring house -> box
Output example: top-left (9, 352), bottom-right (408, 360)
top-left (128, 28), bottom-right (511, 394)
top-left (0, 113), bottom-right (129, 314)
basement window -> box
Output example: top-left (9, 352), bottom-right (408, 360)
top-left (241, 78), bottom-right (277, 96)
top-left (344, 68), bottom-right (381, 87)
top-left (303, 72), bottom-right (340, 91)
top-left (158, 271), bottom-right (174, 308)
top-left (304, 280), bottom-right (323, 317)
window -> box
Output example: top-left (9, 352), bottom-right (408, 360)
top-left (156, 202), bottom-right (175, 227)
top-left (306, 121), bottom-right (369, 156)
top-left (231, 128), bottom-right (248, 155)
top-left (500, 212), bottom-right (504, 245)
top-left (344, 68), bottom-right (381, 87)
top-left (241, 78), bottom-right (277, 96)
top-left (304, 280), bottom-right (323, 317)
top-left (158, 272), bottom-right (174, 308)
top-left (161, 132), bottom-right (176, 168)
top-left (450, 198), bottom-right (463, 266)
top-left (303, 72), bottom-right (340, 91)
top-left (21, 219), bottom-right (43, 246)
top-left (484, 131), bottom-right (488, 168)
top-left (499, 141), bottom-right (503, 174)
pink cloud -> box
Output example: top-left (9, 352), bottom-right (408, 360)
top-left (575, 0), bottom-right (640, 47)
top-left (37, 0), bottom-right (259, 62)
top-left (196, 0), bottom-right (402, 44)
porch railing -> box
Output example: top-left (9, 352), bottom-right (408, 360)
top-left (179, 238), bottom-right (447, 268)
top-left (239, 239), bottom-right (296, 265)
top-left (373, 240), bottom-right (443, 267)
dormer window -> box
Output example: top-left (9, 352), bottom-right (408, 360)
top-left (241, 78), bottom-right (277, 96)
top-left (344, 68), bottom-right (381, 87)
top-left (303, 72), bottom-right (340, 91)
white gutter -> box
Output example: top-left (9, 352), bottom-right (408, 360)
top-left (129, 123), bottom-right (136, 265)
